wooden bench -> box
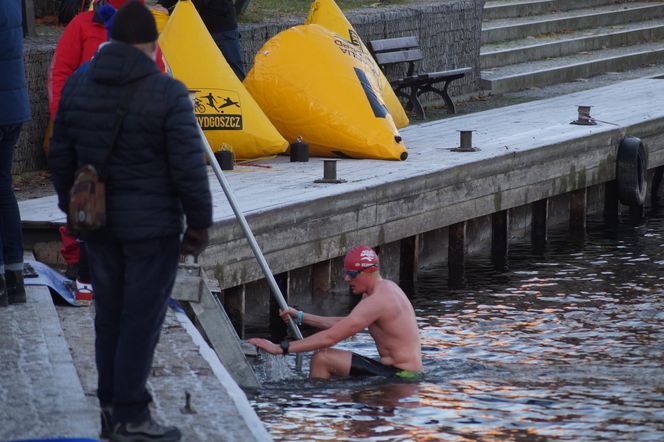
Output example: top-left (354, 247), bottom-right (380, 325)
top-left (368, 36), bottom-right (472, 119)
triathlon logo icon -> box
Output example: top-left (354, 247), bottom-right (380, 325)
top-left (348, 29), bottom-right (361, 46)
top-left (360, 249), bottom-right (377, 262)
top-left (191, 89), bottom-right (243, 130)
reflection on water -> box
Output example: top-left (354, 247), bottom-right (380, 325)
top-left (250, 210), bottom-right (664, 441)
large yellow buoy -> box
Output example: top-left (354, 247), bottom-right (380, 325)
top-left (158, 0), bottom-right (288, 160)
top-left (151, 7), bottom-right (169, 33)
top-left (305, 0), bottom-right (409, 129)
top-left (244, 24), bottom-right (407, 161)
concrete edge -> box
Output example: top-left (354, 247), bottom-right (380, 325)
top-left (30, 284), bottom-right (99, 438)
top-left (172, 309), bottom-right (273, 442)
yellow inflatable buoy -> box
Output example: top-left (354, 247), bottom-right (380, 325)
top-left (244, 24), bottom-right (407, 161)
top-left (158, 0), bottom-right (288, 160)
top-left (305, 0), bottom-right (409, 129)
top-left (151, 7), bottom-right (169, 33)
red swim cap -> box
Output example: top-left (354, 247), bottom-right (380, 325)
top-left (344, 246), bottom-right (379, 271)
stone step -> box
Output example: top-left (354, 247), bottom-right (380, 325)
top-left (482, 2), bottom-right (664, 44)
top-left (481, 20), bottom-right (664, 68)
top-left (0, 284), bottom-right (99, 440)
top-left (483, 0), bottom-right (624, 21)
top-left (481, 41), bottom-right (664, 93)
top-left (56, 297), bottom-right (272, 441)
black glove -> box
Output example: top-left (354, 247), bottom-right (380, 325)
top-left (181, 227), bottom-right (209, 256)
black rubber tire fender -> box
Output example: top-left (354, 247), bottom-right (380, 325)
top-left (616, 136), bottom-right (648, 207)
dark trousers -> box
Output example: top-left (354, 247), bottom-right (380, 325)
top-left (212, 28), bottom-right (245, 81)
top-left (87, 235), bottom-right (180, 423)
top-left (0, 124), bottom-right (24, 272)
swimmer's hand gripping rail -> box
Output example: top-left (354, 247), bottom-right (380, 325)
top-left (196, 124), bottom-right (305, 371)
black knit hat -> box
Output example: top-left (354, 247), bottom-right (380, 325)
top-left (110, 1), bottom-right (158, 44)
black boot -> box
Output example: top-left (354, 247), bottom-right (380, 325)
top-left (100, 405), bottom-right (113, 439)
top-left (6, 269), bottom-right (26, 304)
top-left (0, 275), bottom-right (7, 307)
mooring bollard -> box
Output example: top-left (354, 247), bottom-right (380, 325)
top-left (215, 150), bottom-right (234, 171)
top-left (571, 105), bottom-right (596, 125)
top-left (314, 159), bottom-right (346, 184)
top-left (323, 160), bottom-right (336, 180)
top-left (290, 138), bottom-right (309, 162)
top-left (450, 130), bottom-right (480, 152)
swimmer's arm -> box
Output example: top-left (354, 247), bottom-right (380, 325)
top-left (250, 299), bottom-right (384, 355)
top-left (288, 316), bottom-right (367, 353)
top-left (280, 307), bottom-right (343, 330)
top-left (249, 313), bottom-right (374, 355)
top-left (287, 298), bottom-right (384, 353)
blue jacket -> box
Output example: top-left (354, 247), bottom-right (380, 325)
top-left (48, 42), bottom-right (212, 242)
top-left (0, 0), bottom-right (31, 125)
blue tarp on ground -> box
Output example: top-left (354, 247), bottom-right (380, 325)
top-left (22, 260), bottom-right (184, 310)
top-left (23, 260), bottom-right (77, 306)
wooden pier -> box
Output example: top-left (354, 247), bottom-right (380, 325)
top-left (19, 78), bottom-right (664, 337)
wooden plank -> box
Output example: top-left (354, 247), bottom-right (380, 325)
top-left (172, 261), bottom-right (204, 302)
top-left (378, 241), bottom-right (400, 283)
top-left (448, 222), bottom-right (466, 288)
top-left (223, 285), bottom-right (246, 339)
top-left (569, 188), bottom-right (587, 240)
top-left (374, 49), bottom-right (423, 66)
top-left (311, 261), bottom-right (331, 298)
top-left (531, 198), bottom-right (548, 251)
top-left (425, 67), bottom-right (473, 80)
top-left (652, 166), bottom-right (663, 204)
top-left (369, 36), bottom-right (419, 53)
top-left (399, 235), bottom-right (417, 287)
top-left (491, 210), bottom-right (509, 270)
top-left (188, 280), bottom-right (259, 389)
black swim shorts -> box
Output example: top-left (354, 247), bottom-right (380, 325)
top-left (349, 353), bottom-right (422, 379)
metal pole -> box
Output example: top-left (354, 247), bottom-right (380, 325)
top-left (195, 125), bottom-right (304, 370)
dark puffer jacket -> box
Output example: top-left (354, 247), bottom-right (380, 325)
top-left (0, 0), bottom-right (31, 125)
top-left (48, 42), bottom-right (212, 242)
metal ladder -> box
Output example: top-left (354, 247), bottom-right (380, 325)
top-left (172, 258), bottom-right (260, 389)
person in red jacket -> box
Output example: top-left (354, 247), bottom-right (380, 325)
top-left (48, 0), bottom-right (166, 118)
top-left (49, 0), bottom-right (120, 118)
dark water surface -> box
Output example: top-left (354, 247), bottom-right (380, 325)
top-left (250, 210), bottom-right (664, 441)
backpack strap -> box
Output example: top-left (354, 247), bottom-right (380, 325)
top-left (99, 79), bottom-right (143, 181)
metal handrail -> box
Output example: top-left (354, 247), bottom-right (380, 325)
top-left (196, 124), bottom-right (304, 370)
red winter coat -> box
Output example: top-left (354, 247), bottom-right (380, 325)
top-left (48, 11), bottom-right (105, 118)
top-left (48, 6), bottom-right (167, 118)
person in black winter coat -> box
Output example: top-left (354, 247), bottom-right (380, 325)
top-left (0, 0), bottom-right (31, 307)
top-left (48, 3), bottom-right (212, 441)
top-left (159, 0), bottom-right (245, 80)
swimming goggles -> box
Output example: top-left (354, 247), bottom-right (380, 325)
top-left (345, 264), bottom-right (377, 279)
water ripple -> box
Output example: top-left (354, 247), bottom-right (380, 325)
top-left (251, 211), bottom-right (664, 441)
